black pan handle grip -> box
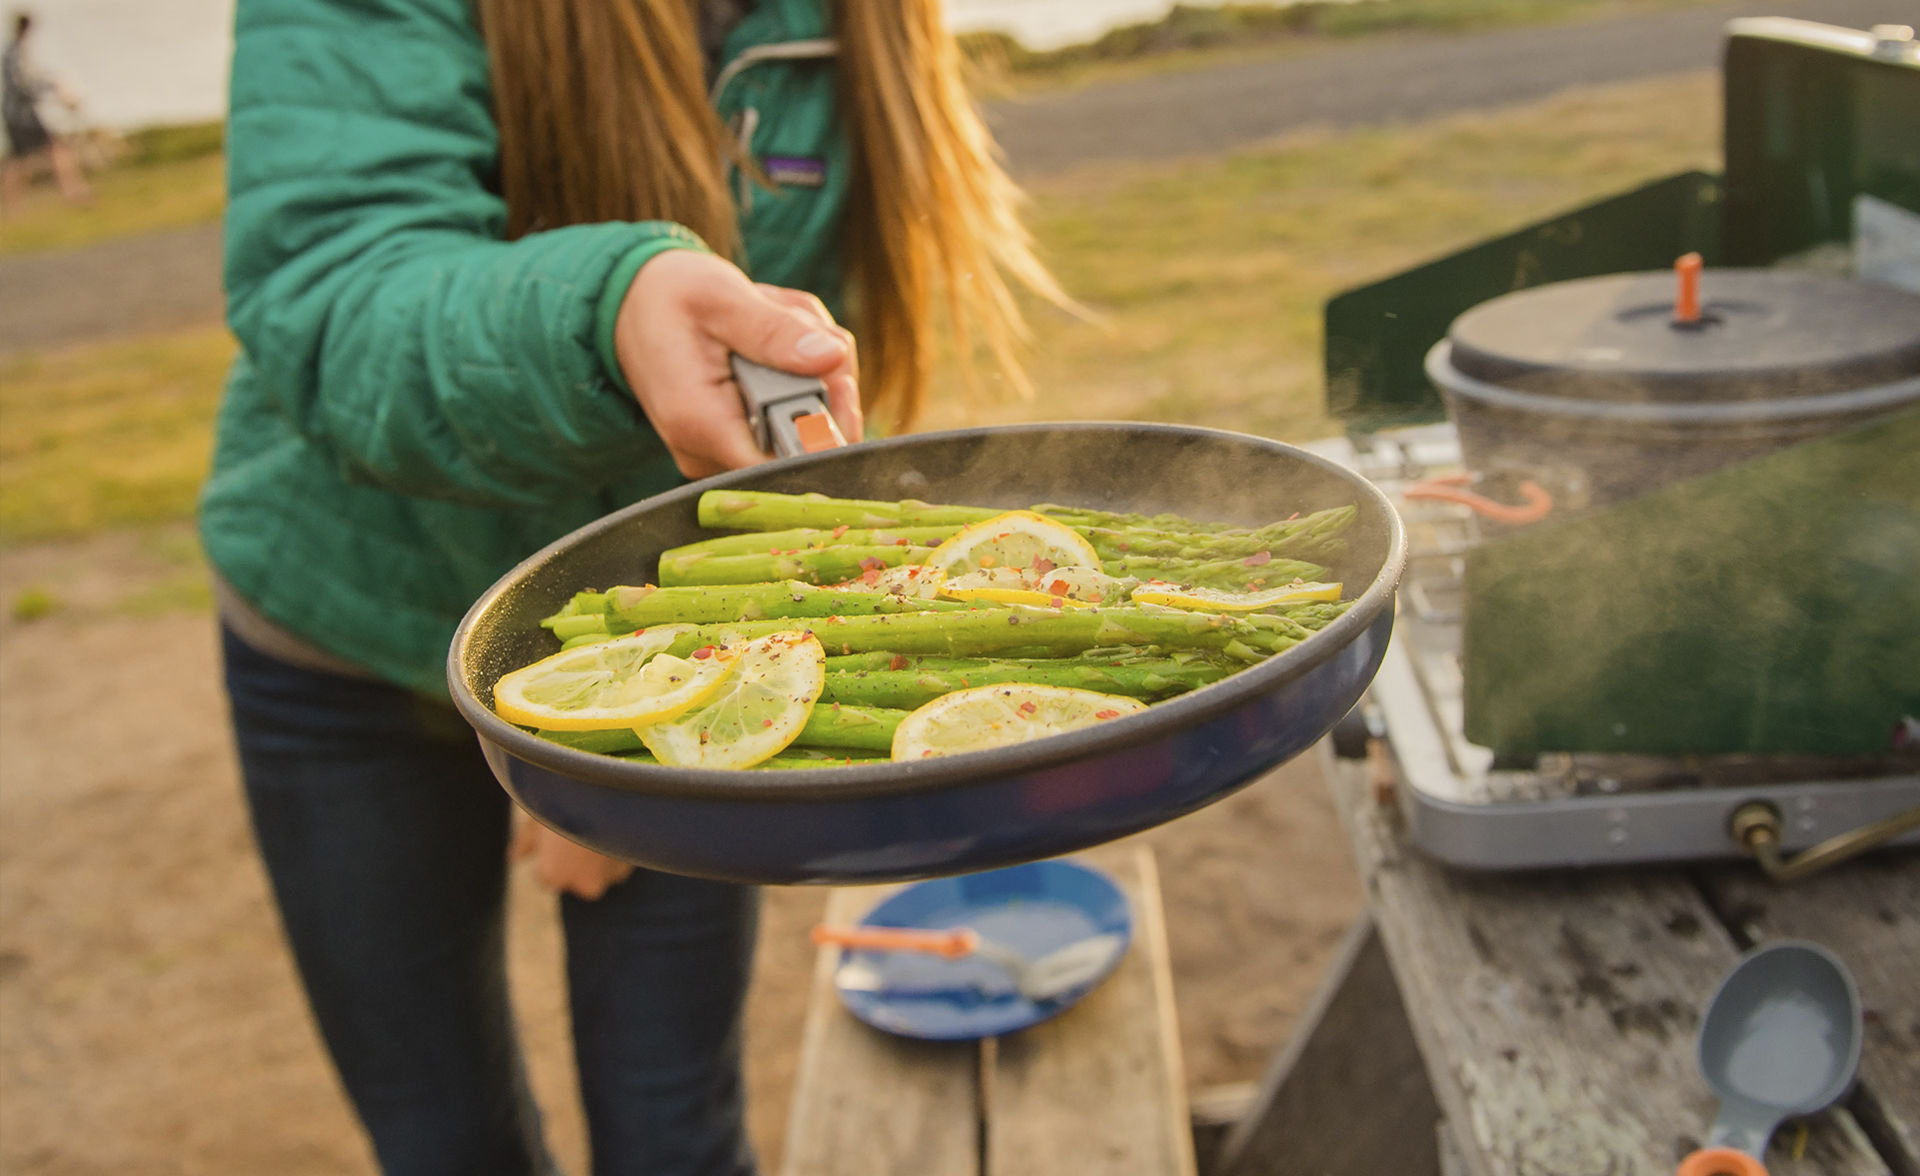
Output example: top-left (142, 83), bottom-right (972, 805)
top-left (730, 355), bottom-right (849, 458)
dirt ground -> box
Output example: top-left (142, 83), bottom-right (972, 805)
top-left (0, 531), bottom-right (1363, 1175)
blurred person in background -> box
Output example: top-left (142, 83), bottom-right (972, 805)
top-left (1, 9), bottom-right (92, 208)
top-left (203, 1), bottom-right (1066, 1174)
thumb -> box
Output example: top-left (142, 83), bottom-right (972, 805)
top-left (508, 812), bottom-right (540, 863)
top-left (707, 287), bottom-right (850, 377)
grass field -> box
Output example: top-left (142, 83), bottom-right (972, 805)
top-left (921, 71), bottom-right (1719, 436)
top-left (0, 72), bottom-right (1720, 562)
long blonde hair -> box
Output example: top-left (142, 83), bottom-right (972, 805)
top-left (474, 0), bottom-right (1066, 432)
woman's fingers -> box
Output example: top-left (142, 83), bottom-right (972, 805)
top-left (514, 819), bottom-right (635, 901)
top-left (613, 251), bottom-right (862, 476)
top-left (755, 286), bottom-right (863, 444)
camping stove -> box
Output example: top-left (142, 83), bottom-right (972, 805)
top-left (1316, 425), bottom-right (1920, 872)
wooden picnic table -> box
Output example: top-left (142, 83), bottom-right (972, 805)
top-left (780, 843), bottom-right (1197, 1176)
top-left (1215, 741), bottom-right (1920, 1176)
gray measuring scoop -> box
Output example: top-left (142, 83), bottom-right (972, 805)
top-left (1676, 940), bottom-right (1862, 1176)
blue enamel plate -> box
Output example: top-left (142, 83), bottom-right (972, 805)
top-left (832, 859), bottom-right (1133, 1041)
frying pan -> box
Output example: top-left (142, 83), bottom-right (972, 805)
top-left (447, 407), bottom-right (1405, 884)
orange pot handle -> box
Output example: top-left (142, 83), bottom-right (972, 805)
top-left (1403, 475), bottom-right (1554, 525)
top-left (812, 924), bottom-right (979, 959)
top-left (1676, 1146), bottom-right (1768, 1176)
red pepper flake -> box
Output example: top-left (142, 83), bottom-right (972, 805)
top-left (980, 555), bottom-right (997, 568)
top-left (1050, 596), bottom-right (1065, 608)
top-left (1048, 579), bottom-right (1070, 595)
top-left (1018, 701), bottom-right (1038, 715)
top-left (831, 525), bottom-right (850, 539)
top-left (1031, 557), bottom-right (1056, 575)
top-left (1117, 542), bottom-right (1130, 552)
top-left (761, 719), bottom-right (773, 727)
top-left (1244, 551), bottom-right (1273, 567)
top-left (1095, 709), bottom-right (1121, 719)
top-left (859, 556), bottom-right (885, 572)
top-left (1088, 592), bottom-right (1104, 603)
top-left (895, 537), bottom-right (910, 546)
top-left (889, 654), bottom-right (909, 671)
top-left (691, 645), bottom-right (715, 660)
top-left (1286, 511), bottom-right (1300, 521)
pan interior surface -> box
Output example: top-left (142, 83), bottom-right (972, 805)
top-left (453, 424), bottom-right (1403, 798)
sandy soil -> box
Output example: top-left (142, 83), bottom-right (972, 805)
top-left (0, 535), bottom-right (1362, 1174)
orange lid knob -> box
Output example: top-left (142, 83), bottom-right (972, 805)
top-left (1674, 252), bottom-right (1704, 324)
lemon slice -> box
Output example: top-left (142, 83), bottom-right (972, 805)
top-left (1130, 581), bottom-right (1344, 611)
top-left (925, 510), bottom-right (1101, 579)
top-left (494, 626), bottom-right (737, 730)
top-left (891, 684), bottom-right (1147, 761)
top-left (637, 631), bottom-right (826, 769)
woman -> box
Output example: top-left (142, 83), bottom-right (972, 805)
top-left (204, 1), bottom-right (1064, 1173)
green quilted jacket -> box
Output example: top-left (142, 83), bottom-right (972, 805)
top-left (200, 0), bottom-right (847, 694)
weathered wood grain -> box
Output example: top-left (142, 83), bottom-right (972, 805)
top-left (1697, 851), bottom-right (1920, 1175)
top-left (1215, 917), bottom-right (1441, 1176)
top-left (779, 885), bottom-right (979, 1176)
top-left (1320, 744), bottom-right (1891, 1176)
top-left (987, 845), bottom-right (1198, 1176)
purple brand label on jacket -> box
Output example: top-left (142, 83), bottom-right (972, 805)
top-left (764, 156), bottom-right (826, 188)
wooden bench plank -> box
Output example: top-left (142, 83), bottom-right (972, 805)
top-left (779, 885), bottom-right (979, 1176)
top-left (986, 845), bottom-right (1198, 1176)
top-left (1319, 744), bottom-right (1890, 1176)
top-left (1696, 852), bottom-right (1920, 1173)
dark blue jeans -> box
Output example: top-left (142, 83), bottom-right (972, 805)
top-left (221, 626), bottom-right (759, 1176)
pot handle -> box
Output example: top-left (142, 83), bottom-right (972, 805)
top-left (732, 355), bottom-right (849, 458)
top-left (1676, 1146), bottom-right (1767, 1176)
top-left (812, 923), bottom-right (980, 959)
top-left (1403, 472), bottom-right (1553, 525)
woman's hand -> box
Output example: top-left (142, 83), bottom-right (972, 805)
top-left (510, 812), bottom-right (634, 901)
top-left (613, 250), bottom-right (861, 478)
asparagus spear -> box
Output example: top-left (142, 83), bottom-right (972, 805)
top-left (1080, 505), bottom-right (1357, 562)
top-left (691, 491), bottom-right (1355, 569)
top-left (698, 490), bottom-right (1000, 531)
top-left (1105, 554), bottom-right (1329, 591)
top-left (659, 545), bottom-right (936, 587)
top-left (821, 657), bottom-right (1230, 710)
top-left (536, 702), bottom-right (906, 755)
top-left (650, 605), bottom-right (1296, 662)
top-left (586, 581), bottom-right (969, 630)
top-left (660, 525), bottom-right (960, 564)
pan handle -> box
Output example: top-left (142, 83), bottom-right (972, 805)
top-left (731, 355), bottom-right (849, 458)
top-left (812, 923), bottom-right (980, 959)
top-left (1403, 472), bottom-right (1553, 526)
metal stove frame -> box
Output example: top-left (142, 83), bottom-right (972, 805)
top-left (1310, 426), bottom-right (1920, 871)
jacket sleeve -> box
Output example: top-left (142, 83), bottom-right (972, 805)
top-left (223, 0), bottom-right (703, 507)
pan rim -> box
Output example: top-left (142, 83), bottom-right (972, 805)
top-left (447, 421), bottom-right (1406, 802)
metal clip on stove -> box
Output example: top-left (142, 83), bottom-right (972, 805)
top-left (732, 355), bottom-right (848, 459)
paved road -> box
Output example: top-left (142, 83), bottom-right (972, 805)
top-left (984, 0), bottom-right (1909, 174)
top-left (0, 222), bottom-right (225, 355)
top-left (1, 0), bottom-right (1909, 354)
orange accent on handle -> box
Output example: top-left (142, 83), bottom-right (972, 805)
top-left (793, 412), bottom-right (844, 453)
top-left (811, 924), bottom-right (979, 959)
top-left (1403, 478), bottom-right (1554, 525)
top-left (1675, 251), bottom-right (1704, 324)
top-left (1677, 1145), bottom-right (1768, 1176)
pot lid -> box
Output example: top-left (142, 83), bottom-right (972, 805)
top-left (1447, 269), bottom-right (1920, 403)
